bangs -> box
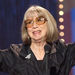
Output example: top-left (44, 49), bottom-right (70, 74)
top-left (25, 8), bottom-right (46, 20)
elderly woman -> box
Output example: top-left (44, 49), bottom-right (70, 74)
top-left (0, 5), bottom-right (75, 75)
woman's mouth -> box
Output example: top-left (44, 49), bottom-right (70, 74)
top-left (32, 30), bottom-right (41, 35)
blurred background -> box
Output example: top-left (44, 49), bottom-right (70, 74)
top-left (0, 0), bottom-right (75, 75)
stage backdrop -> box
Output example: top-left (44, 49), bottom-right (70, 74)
top-left (0, 0), bottom-right (57, 49)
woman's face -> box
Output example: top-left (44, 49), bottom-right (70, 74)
top-left (25, 12), bottom-right (48, 42)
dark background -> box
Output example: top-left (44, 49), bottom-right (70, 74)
top-left (0, 0), bottom-right (57, 49)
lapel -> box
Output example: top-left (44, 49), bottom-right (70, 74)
top-left (19, 44), bottom-right (31, 59)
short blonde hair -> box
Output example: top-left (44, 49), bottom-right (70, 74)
top-left (21, 5), bottom-right (59, 44)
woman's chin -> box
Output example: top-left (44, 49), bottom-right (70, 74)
top-left (32, 38), bottom-right (42, 42)
top-left (32, 37), bottom-right (45, 43)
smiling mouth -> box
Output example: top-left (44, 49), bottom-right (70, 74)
top-left (32, 30), bottom-right (41, 35)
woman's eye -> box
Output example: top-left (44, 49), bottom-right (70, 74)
top-left (28, 21), bottom-right (31, 24)
top-left (38, 17), bottom-right (45, 21)
top-left (27, 21), bottom-right (32, 24)
top-left (37, 18), bottom-right (43, 21)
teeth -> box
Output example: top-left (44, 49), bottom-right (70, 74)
top-left (33, 30), bottom-right (41, 34)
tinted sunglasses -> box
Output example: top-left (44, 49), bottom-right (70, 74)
top-left (24, 16), bottom-right (47, 28)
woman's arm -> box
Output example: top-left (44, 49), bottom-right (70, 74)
top-left (59, 43), bottom-right (75, 75)
top-left (67, 43), bottom-right (75, 67)
top-left (0, 48), bottom-right (14, 72)
top-left (0, 43), bottom-right (22, 72)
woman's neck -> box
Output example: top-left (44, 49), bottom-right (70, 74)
top-left (30, 41), bottom-right (47, 60)
top-left (31, 41), bottom-right (46, 51)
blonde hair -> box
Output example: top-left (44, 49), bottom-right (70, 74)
top-left (21, 5), bottom-right (59, 44)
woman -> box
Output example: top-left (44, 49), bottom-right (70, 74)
top-left (0, 5), bottom-right (75, 75)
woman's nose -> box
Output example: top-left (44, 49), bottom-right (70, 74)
top-left (32, 21), bottom-right (38, 28)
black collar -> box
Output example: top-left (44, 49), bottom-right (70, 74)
top-left (19, 44), bottom-right (32, 59)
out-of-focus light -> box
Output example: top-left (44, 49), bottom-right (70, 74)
top-left (59, 0), bottom-right (64, 2)
top-left (60, 39), bottom-right (65, 42)
top-left (59, 11), bottom-right (64, 16)
top-left (59, 17), bottom-right (64, 22)
top-left (59, 25), bottom-right (64, 30)
top-left (59, 32), bottom-right (64, 36)
top-left (59, 4), bottom-right (64, 9)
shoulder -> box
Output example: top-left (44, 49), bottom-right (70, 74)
top-left (61, 42), bottom-right (75, 68)
top-left (55, 40), bottom-right (75, 57)
top-left (66, 42), bottom-right (75, 56)
top-left (52, 40), bottom-right (67, 64)
top-left (54, 39), bottom-right (67, 53)
top-left (66, 42), bottom-right (75, 60)
top-left (67, 42), bottom-right (75, 49)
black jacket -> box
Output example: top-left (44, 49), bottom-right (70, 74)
top-left (0, 40), bottom-right (75, 75)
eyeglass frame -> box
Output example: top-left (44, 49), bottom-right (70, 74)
top-left (24, 16), bottom-right (47, 28)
